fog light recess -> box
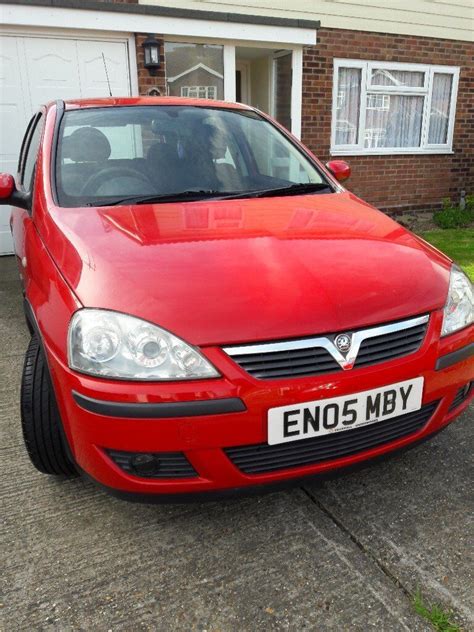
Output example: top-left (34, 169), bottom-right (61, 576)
top-left (449, 382), bottom-right (472, 412)
top-left (131, 453), bottom-right (160, 476)
top-left (107, 449), bottom-right (198, 479)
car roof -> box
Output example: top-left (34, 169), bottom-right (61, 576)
top-left (54, 96), bottom-right (254, 111)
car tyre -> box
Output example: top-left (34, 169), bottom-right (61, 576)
top-left (21, 334), bottom-right (77, 476)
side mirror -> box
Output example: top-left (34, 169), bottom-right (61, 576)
top-left (326, 160), bottom-right (351, 183)
top-left (0, 173), bottom-right (29, 209)
top-left (0, 173), bottom-right (15, 200)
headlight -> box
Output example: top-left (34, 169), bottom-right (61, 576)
top-left (68, 309), bottom-right (219, 380)
top-left (441, 265), bottom-right (473, 336)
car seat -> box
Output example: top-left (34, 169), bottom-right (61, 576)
top-left (58, 127), bottom-right (111, 196)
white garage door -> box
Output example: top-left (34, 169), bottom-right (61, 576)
top-left (0, 33), bottom-right (133, 254)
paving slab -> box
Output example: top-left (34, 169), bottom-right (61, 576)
top-left (2, 455), bottom-right (428, 631)
top-left (0, 314), bottom-right (29, 358)
top-left (0, 354), bottom-right (24, 396)
top-left (0, 257), bottom-right (24, 326)
top-left (0, 255), bottom-right (20, 282)
top-left (0, 279), bottom-right (25, 304)
top-left (304, 410), bottom-right (474, 630)
top-left (0, 398), bottom-right (23, 449)
top-left (0, 294), bottom-right (24, 321)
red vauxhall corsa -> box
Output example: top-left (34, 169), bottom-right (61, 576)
top-left (1, 97), bottom-right (472, 502)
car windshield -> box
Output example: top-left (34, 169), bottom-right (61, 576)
top-left (55, 105), bottom-right (332, 207)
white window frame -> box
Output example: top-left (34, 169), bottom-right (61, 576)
top-left (331, 59), bottom-right (460, 156)
top-left (366, 94), bottom-right (390, 111)
top-left (180, 85), bottom-right (217, 99)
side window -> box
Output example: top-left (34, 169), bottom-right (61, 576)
top-left (242, 121), bottom-right (317, 183)
top-left (22, 114), bottom-right (44, 192)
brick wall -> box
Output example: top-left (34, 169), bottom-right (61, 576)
top-left (301, 28), bottom-right (474, 213)
top-left (135, 34), bottom-right (167, 96)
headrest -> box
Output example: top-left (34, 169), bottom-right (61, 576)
top-left (147, 142), bottom-right (180, 164)
top-left (63, 127), bottom-right (111, 163)
top-left (201, 125), bottom-right (230, 160)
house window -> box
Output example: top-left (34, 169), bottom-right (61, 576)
top-left (332, 60), bottom-right (459, 154)
top-left (180, 86), bottom-right (217, 99)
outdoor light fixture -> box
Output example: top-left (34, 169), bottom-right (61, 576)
top-left (142, 35), bottom-right (161, 76)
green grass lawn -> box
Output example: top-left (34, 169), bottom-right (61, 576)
top-left (420, 229), bottom-right (474, 280)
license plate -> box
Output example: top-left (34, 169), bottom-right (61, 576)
top-left (267, 377), bottom-right (424, 445)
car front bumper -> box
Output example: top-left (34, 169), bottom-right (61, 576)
top-left (47, 310), bottom-right (473, 500)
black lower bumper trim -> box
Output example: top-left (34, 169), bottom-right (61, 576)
top-left (72, 391), bottom-right (246, 418)
top-left (81, 426), bottom-right (446, 504)
top-left (436, 342), bottom-right (474, 371)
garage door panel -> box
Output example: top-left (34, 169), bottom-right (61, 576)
top-left (0, 106), bottom-right (24, 167)
top-left (0, 36), bottom-right (29, 161)
top-left (77, 41), bottom-right (130, 98)
top-left (0, 36), bottom-right (28, 254)
top-left (0, 33), bottom-right (132, 254)
top-left (23, 38), bottom-right (81, 108)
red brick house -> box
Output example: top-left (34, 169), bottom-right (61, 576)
top-left (0, 0), bottom-right (473, 253)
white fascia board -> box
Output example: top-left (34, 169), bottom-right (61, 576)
top-left (167, 63), bottom-right (224, 83)
top-left (0, 4), bottom-right (317, 46)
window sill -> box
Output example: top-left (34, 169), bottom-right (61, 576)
top-left (330, 148), bottom-right (455, 157)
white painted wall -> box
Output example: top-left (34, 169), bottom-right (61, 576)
top-left (250, 56), bottom-right (270, 113)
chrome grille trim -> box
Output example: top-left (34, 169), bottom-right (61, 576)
top-left (223, 314), bottom-right (429, 378)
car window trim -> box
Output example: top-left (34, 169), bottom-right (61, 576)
top-left (18, 113), bottom-right (41, 185)
top-left (20, 112), bottom-right (45, 193)
top-left (50, 100), bottom-right (65, 206)
top-left (252, 108), bottom-right (334, 188)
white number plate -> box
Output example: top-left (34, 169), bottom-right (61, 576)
top-left (267, 377), bottom-right (424, 445)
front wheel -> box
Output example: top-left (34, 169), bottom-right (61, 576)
top-left (20, 335), bottom-right (77, 476)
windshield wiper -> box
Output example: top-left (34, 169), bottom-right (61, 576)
top-left (214, 182), bottom-right (333, 200)
top-left (85, 182), bottom-right (333, 207)
top-left (86, 189), bottom-right (226, 207)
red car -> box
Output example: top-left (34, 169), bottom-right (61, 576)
top-left (1, 97), bottom-right (472, 501)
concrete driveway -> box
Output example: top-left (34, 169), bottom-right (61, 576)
top-left (1, 255), bottom-right (472, 631)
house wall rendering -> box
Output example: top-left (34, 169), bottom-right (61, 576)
top-left (139, 0), bottom-right (474, 42)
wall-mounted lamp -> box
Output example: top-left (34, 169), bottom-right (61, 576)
top-left (142, 35), bottom-right (161, 76)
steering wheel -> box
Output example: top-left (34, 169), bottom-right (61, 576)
top-left (81, 167), bottom-right (153, 196)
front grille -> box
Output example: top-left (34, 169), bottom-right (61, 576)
top-left (225, 401), bottom-right (438, 474)
top-left (449, 383), bottom-right (472, 412)
top-left (353, 323), bottom-right (427, 368)
top-left (224, 315), bottom-right (429, 380)
top-left (228, 347), bottom-right (342, 380)
top-left (107, 450), bottom-right (197, 479)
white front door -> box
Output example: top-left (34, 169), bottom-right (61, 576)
top-left (0, 33), bottom-right (132, 255)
